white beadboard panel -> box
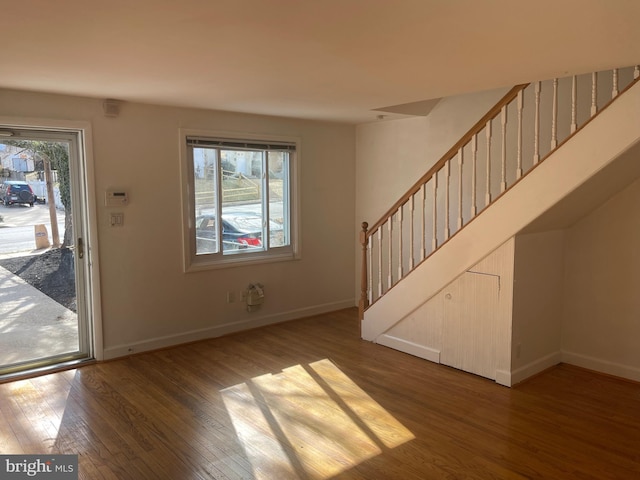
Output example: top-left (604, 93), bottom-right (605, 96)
top-left (469, 237), bottom-right (515, 376)
top-left (441, 272), bottom-right (500, 380)
top-left (376, 239), bottom-right (515, 383)
top-left (494, 370), bottom-right (512, 387)
top-left (384, 290), bottom-right (445, 353)
top-left (376, 335), bottom-right (441, 363)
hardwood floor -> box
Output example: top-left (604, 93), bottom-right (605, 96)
top-left (1, 307), bottom-right (639, 479)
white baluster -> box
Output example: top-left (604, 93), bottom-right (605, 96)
top-left (551, 78), bottom-right (558, 149)
top-left (409, 195), bottom-right (415, 269)
top-left (500, 105), bottom-right (507, 192)
top-left (612, 68), bottom-right (619, 98)
top-left (571, 75), bottom-right (577, 133)
top-left (398, 207), bottom-right (403, 281)
top-left (457, 148), bottom-right (463, 230)
top-left (387, 217), bottom-right (393, 289)
top-left (534, 82), bottom-right (541, 164)
top-left (444, 161), bottom-right (450, 240)
top-left (485, 121), bottom-right (492, 204)
top-left (432, 175), bottom-right (438, 251)
top-left (421, 183), bottom-right (426, 261)
top-left (367, 234), bottom-right (372, 303)
top-left (591, 72), bottom-right (598, 117)
top-left (377, 228), bottom-right (382, 298)
top-left (517, 90), bottom-right (523, 178)
top-left (471, 133), bottom-right (477, 217)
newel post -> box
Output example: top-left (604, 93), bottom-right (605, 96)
top-left (359, 222), bottom-right (369, 320)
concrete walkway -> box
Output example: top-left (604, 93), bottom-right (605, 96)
top-left (0, 264), bottom-right (78, 367)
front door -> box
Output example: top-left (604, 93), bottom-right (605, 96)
top-left (0, 126), bottom-right (94, 377)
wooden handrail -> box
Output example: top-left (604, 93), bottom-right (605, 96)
top-left (366, 84), bottom-right (529, 237)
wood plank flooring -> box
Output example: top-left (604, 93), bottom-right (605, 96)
top-left (1, 308), bottom-right (639, 479)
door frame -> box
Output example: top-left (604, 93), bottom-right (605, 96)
top-left (0, 116), bottom-right (103, 365)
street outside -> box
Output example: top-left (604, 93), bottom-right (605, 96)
top-left (0, 203), bottom-right (78, 368)
top-left (0, 203), bottom-right (65, 256)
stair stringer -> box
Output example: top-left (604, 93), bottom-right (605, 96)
top-left (362, 79), bottom-right (640, 343)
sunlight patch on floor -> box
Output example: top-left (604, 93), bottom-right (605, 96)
top-left (1, 370), bottom-right (75, 453)
top-left (221, 358), bottom-right (414, 479)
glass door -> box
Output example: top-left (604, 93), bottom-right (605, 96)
top-left (0, 127), bottom-right (93, 376)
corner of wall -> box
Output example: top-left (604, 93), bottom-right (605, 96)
top-left (510, 351), bottom-right (562, 386)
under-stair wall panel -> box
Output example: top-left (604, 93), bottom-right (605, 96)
top-left (378, 296), bottom-right (444, 364)
top-left (376, 239), bottom-right (515, 385)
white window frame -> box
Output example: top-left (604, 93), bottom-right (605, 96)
top-left (179, 128), bottom-right (301, 272)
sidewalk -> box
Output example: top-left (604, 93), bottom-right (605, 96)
top-left (0, 264), bottom-right (78, 367)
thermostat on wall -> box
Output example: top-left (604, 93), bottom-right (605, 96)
top-left (105, 189), bottom-right (129, 207)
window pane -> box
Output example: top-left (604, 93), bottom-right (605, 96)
top-left (184, 132), bottom-right (297, 270)
top-left (220, 150), bottom-right (264, 253)
top-left (268, 151), bottom-right (289, 248)
top-left (194, 147), bottom-right (218, 254)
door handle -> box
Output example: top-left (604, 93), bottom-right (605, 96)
top-left (78, 237), bottom-right (84, 259)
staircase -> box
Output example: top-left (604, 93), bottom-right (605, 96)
top-left (359, 66), bottom-right (640, 385)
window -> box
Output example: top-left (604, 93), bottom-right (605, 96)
top-left (181, 130), bottom-right (299, 271)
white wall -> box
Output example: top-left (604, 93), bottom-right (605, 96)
top-left (511, 231), bottom-right (564, 384)
top-left (0, 88), bottom-right (356, 358)
top-left (355, 88), bottom-right (509, 227)
top-left (562, 173), bottom-right (640, 381)
top-left (354, 87), bottom-right (509, 300)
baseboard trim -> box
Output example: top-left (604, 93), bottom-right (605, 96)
top-left (561, 351), bottom-right (640, 383)
top-left (103, 299), bottom-right (355, 360)
top-left (376, 334), bottom-right (441, 364)
top-left (494, 370), bottom-right (512, 387)
top-left (511, 351), bottom-right (562, 385)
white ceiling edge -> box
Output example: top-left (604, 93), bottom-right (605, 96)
top-left (1, 0), bottom-right (640, 124)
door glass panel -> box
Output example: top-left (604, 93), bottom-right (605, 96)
top-left (0, 131), bottom-right (91, 375)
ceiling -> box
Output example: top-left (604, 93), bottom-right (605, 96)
top-left (2, 0), bottom-right (639, 124)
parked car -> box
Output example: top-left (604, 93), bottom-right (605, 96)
top-left (195, 212), bottom-right (283, 253)
top-left (0, 181), bottom-right (37, 207)
top-left (196, 212), bottom-right (261, 253)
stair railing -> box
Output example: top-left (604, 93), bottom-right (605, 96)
top-left (360, 65), bottom-right (640, 319)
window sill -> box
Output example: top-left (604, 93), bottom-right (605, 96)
top-left (185, 250), bottom-right (299, 273)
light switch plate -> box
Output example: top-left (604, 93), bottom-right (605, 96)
top-left (110, 212), bottom-right (124, 227)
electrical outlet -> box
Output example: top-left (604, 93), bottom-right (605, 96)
top-left (226, 291), bottom-right (236, 303)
